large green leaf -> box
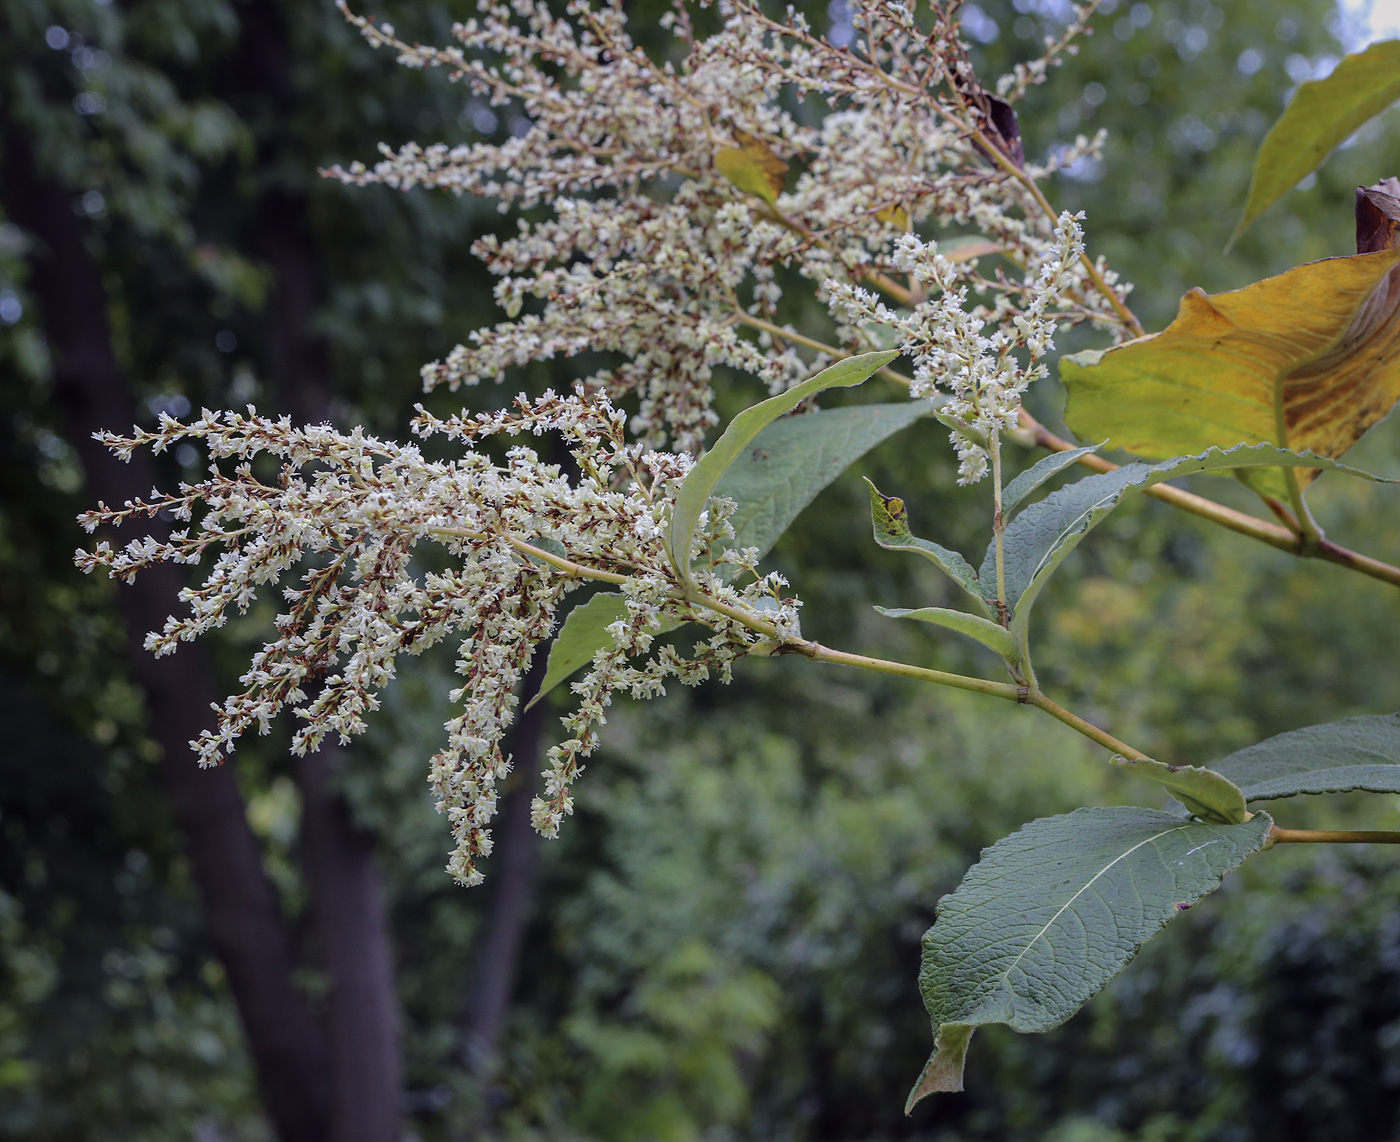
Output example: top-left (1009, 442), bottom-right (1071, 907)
top-left (669, 351), bottom-right (897, 581)
top-left (982, 443), bottom-right (1393, 647)
top-left (907, 807), bottom-right (1274, 1109)
top-left (712, 399), bottom-right (941, 567)
top-left (1233, 40), bottom-right (1400, 242)
top-left (1060, 249), bottom-right (1400, 498)
top-left (865, 478), bottom-right (990, 618)
top-left (1210, 713), bottom-right (1400, 801)
top-left (531, 592), bottom-right (681, 707)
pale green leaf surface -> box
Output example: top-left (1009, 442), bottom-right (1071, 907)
top-left (533, 592), bottom-right (681, 706)
top-left (670, 351), bottom-right (897, 581)
top-left (1210, 713), bottom-right (1400, 801)
top-left (1234, 40), bottom-right (1400, 240)
top-left (982, 443), bottom-right (1392, 645)
top-left (909, 807), bottom-right (1274, 1106)
top-left (1110, 757), bottom-right (1248, 824)
top-left (865, 478), bottom-right (989, 617)
top-left (712, 400), bottom-right (941, 566)
top-left (1001, 444), bottom-right (1102, 515)
top-left (874, 606), bottom-right (1018, 662)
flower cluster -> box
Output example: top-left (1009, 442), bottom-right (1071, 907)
top-left (828, 210), bottom-right (1088, 481)
top-left (78, 393), bottom-right (793, 882)
top-left (328, 0), bottom-right (1133, 455)
top-left (81, 0), bottom-right (1139, 882)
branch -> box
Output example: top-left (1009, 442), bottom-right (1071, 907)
top-left (1268, 828), bottom-right (1400, 846)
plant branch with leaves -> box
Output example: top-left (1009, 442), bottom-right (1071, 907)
top-left (78, 0), bottom-right (1400, 1113)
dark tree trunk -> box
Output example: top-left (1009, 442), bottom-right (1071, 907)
top-left (218, 6), bottom-right (407, 1133)
top-left (300, 746), bottom-right (404, 1142)
top-left (0, 126), bottom-right (331, 1142)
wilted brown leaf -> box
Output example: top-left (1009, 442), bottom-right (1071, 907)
top-left (1356, 177), bottom-right (1400, 254)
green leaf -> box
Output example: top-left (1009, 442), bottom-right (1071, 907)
top-left (669, 351), bottom-right (898, 581)
top-left (1060, 248), bottom-right (1400, 498)
top-left (1001, 444), bottom-right (1102, 515)
top-left (907, 807), bottom-right (1274, 1108)
top-left (1210, 713), bottom-right (1400, 801)
top-left (1233, 41), bottom-right (1400, 242)
top-left (1109, 757), bottom-right (1248, 825)
top-left (865, 478), bottom-right (990, 618)
top-left (531, 592), bottom-right (681, 707)
top-left (712, 400), bottom-right (942, 569)
top-left (982, 443), bottom-right (1394, 647)
top-left (874, 606), bottom-right (1018, 663)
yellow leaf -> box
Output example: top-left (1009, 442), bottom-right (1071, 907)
top-left (1061, 248), bottom-right (1400, 497)
top-left (875, 204), bottom-right (910, 230)
top-left (714, 130), bottom-right (787, 207)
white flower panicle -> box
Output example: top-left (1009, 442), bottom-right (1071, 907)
top-left (78, 393), bottom-right (796, 883)
top-left (326, 0), bottom-right (1131, 455)
top-left (81, 0), bottom-right (1136, 883)
top-left (828, 210), bottom-right (1087, 481)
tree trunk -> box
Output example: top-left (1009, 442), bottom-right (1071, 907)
top-left (0, 125), bottom-right (331, 1142)
top-left (300, 746), bottom-right (404, 1142)
top-left (220, 6), bottom-right (407, 1132)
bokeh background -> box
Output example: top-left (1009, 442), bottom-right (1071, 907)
top-left (4, 0), bottom-right (1400, 1139)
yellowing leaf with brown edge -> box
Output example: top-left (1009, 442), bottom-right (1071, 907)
top-left (1060, 248), bottom-right (1400, 498)
top-left (715, 130), bottom-right (787, 206)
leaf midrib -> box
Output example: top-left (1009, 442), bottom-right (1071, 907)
top-left (980, 823), bottom-right (1188, 1009)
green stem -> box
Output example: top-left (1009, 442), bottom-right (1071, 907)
top-left (795, 641), bottom-right (1023, 701)
top-left (1281, 467), bottom-right (1325, 551)
top-left (430, 528), bottom-right (634, 586)
top-left (990, 427), bottom-right (1008, 623)
top-left (683, 586), bottom-right (1021, 700)
top-left (729, 311), bottom-right (913, 389)
top-left (1026, 690), bottom-right (1153, 760)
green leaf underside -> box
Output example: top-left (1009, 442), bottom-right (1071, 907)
top-left (1001, 444), bottom-right (1103, 515)
top-left (533, 593), bottom-right (681, 706)
top-left (1210, 713), bottom-right (1400, 801)
top-left (1111, 757), bottom-right (1248, 824)
top-left (874, 606), bottom-right (1018, 662)
top-left (865, 478), bottom-right (990, 618)
top-left (670, 351), bottom-right (898, 581)
top-left (908, 807), bottom-right (1274, 1109)
top-left (1234, 40), bottom-right (1400, 241)
top-left (712, 400), bottom-right (942, 570)
top-left (983, 443), bottom-right (1393, 646)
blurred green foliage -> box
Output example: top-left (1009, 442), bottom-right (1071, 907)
top-left (5, 0), bottom-right (1400, 1138)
